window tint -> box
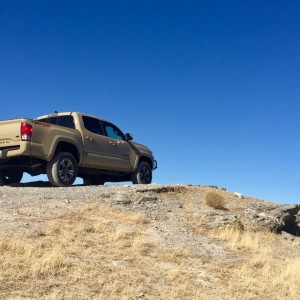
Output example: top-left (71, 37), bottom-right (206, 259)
top-left (38, 116), bottom-right (75, 129)
top-left (102, 121), bottom-right (125, 140)
top-left (82, 116), bottom-right (103, 135)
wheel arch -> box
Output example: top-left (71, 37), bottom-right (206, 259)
top-left (137, 156), bottom-right (153, 170)
top-left (53, 141), bottom-right (80, 163)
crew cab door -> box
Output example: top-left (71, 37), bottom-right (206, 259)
top-left (81, 116), bottom-right (111, 168)
top-left (100, 121), bottom-right (134, 171)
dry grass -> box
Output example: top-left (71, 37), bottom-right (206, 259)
top-left (213, 226), bottom-right (300, 299)
top-left (205, 192), bottom-right (227, 210)
top-left (0, 204), bottom-right (207, 299)
top-left (1, 202), bottom-right (299, 299)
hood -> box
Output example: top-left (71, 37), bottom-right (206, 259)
top-left (131, 141), bottom-right (152, 155)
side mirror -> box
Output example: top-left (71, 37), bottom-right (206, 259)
top-left (125, 133), bottom-right (133, 141)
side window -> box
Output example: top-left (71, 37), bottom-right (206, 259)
top-left (102, 121), bottom-right (125, 140)
top-left (58, 116), bottom-right (75, 129)
top-left (82, 116), bottom-right (103, 135)
top-left (37, 116), bottom-right (75, 129)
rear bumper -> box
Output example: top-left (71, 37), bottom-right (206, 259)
top-left (0, 143), bottom-right (30, 160)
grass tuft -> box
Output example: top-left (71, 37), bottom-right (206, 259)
top-left (205, 192), bottom-right (227, 209)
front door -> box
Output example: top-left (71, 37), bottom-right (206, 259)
top-left (101, 121), bottom-right (134, 171)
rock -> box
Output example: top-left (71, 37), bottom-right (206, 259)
top-left (205, 213), bottom-right (244, 230)
top-left (269, 204), bottom-right (300, 236)
top-left (207, 185), bottom-right (218, 189)
top-left (281, 231), bottom-right (295, 241)
top-left (243, 204), bottom-right (300, 235)
top-left (136, 185), bottom-right (186, 194)
top-left (206, 185), bottom-right (226, 191)
top-left (137, 292), bottom-right (145, 298)
top-left (116, 199), bottom-right (132, 206)
top-left (234, 192), bottom-right (244, 199)
top-left (137, 195), bottom-right (158, 204)
top-left (270, 204), bottom-right (300, 219)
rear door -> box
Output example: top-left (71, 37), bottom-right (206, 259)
top-left (81, 116), bottom-right (112, 168)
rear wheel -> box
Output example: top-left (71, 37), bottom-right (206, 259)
top-left (0, 169), bottom-right (23, 186)
top-left (47, 152), bottom-right (78, 187)
top-left (132, 161), bottom-right (152, 184)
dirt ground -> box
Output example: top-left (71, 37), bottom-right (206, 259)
top-left (0, 183), bottom-right (299, 299)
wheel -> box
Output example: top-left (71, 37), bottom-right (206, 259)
top-left (0, 169), bottom-right (23, 186)
top-left (83, 178), bottom-right (105, 186)
top-left (132, 161), bottom-right (152, 184)
top-left (46, 152), bottom-right (78, 187)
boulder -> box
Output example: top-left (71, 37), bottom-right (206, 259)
top-left (269, 204), bottom-right (300, 236)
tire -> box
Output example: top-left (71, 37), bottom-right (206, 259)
top-left (132, 161), bottom-right (152, 184)
top-left (83, 178), bottom-right (105, 186)
top-left (0, 169), bottom-right (23, 186)
top-left (46, 152), bottom-right (78, 187)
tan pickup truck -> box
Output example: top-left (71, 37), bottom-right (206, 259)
top-left (0, 112), bottom-right (157, 187)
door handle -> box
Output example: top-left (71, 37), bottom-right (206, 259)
top-left (86, 136), bottom-right (94, 141)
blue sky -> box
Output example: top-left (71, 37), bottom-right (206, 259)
top-left (0, 1), bottom-right (299, 204)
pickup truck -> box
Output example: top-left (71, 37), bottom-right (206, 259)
top-left (0, 112), bottom-right (157, 187)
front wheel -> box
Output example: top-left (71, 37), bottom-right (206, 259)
top-left (132, 161), bottom-right (152, 184)
top-left (47, 152), bottom-right (78, 187)
top-left (0, 169), bottom-right (23, 186)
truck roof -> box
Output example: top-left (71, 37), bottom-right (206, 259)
top-left (36, 112), bottom-right (110, 123)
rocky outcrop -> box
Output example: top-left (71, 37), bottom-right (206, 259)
top-left (269, 204), bottom-right (300, 235)
top-left (227, 204), bottom-right (300, 236)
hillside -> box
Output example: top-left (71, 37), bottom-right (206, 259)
top-left (0, 183), bottom-right (299, 299)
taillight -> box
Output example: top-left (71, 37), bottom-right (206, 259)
top-left (21, 123), bottom-right (33, 141)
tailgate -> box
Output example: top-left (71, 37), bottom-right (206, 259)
top-left (0, 118), bottom-right (31, 159)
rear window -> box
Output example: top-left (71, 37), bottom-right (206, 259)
top-left (38, 116), bottom-right (75, 129)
